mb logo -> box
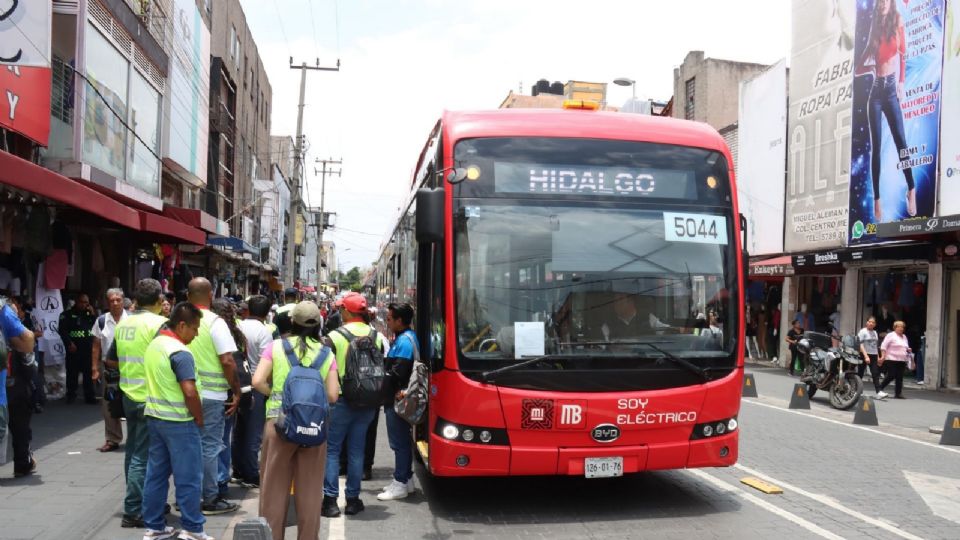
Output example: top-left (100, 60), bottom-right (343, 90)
top-left (557, 400), bottom-right (586, 428)
top-left (560, 404), bottom-right (582, 425)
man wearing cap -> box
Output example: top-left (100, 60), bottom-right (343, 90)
top-left (321, 292), bottom-right (387, 518)
top-left (186, 278), bottom-right (242, 515)
top-left (273, 288), bottom-right (301, 337)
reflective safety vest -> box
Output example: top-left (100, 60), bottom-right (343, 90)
top-left (265, 322), bottom-right (278, 338)
top-left (144, 335), bottom-right (197, 422)
top-left (327, 322), bottom-right (384, 379)
top-left (188, 309), bottom-right (230, 400)
top-left (114, 311), bottom-right (167, 403)
top-left (265, 336), bottom-right (334, 419)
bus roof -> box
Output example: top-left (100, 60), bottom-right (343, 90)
top-left (442, 108), bottom-right (729, 153)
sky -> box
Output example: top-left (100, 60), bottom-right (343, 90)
top-left (238, 0), bottom-right (792, 271)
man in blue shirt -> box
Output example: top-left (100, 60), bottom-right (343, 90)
top-left (377, 303), bottom-right (419, 501)
top-left (1, 297), bottom-right (36, 476)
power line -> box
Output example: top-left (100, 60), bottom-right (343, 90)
top-left (307, 0), bottom-right (322, 57)
top-left (270, 0), bottom-right (292, 58)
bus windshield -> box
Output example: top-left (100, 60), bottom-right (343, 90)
top-left (453, 137), bottom-right (738, 369)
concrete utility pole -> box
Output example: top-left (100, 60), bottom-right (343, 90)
top-left (284, 58), bottom-right (339, 287)
top-left (313, 157), bottom-right (341, 287)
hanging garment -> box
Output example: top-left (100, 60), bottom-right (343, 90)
top-left (90, 237), bottom-right (105, 272)
top-left (51, 220), bottom-right (73, 264)
top-left (0, 211), bottom-right (13, 254)
top-left (25, 207), bottom-right (51, 255)
top-left (44, 249), bottom-right (69, 289)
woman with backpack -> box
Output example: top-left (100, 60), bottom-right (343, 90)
top-left (252, 301), bottom-right (338, 540)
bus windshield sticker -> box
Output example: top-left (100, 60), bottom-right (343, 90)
top-left (662, 212), bottom-right (728, 245)
top-left (493, 162), bottom-right (695, 198)
top-left (514, 321), bottom-right (545, 359)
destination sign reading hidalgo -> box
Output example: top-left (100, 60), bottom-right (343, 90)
top-left (492, 162), bottom-right (695, 198)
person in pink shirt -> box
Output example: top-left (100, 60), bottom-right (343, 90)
top-left (878, 320), bottom-right (911, 400)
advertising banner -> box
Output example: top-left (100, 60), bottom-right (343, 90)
top-left (166, 0), bottom-right (210, 182)
top-left (786, 0), bottom-right (856, 252)
top-left (847, 0), bottom-right (945, 244)
top-left (738, 59), bottom-right (787, 256)
top-left (34, 264), bottom-right (66, 400)
top-left (0, 0), bottom-right (51, 67)
top-left (0, 0), bottom-right (52, 145)
top-left (940, 0), bottom-right (960, 213)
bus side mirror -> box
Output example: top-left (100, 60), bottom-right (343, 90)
top-left (416, 188), bottom-right (444, 244)
top-left (739, 213), bottom-right (749, 274)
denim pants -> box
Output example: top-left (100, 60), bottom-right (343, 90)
top-left (232, 391), bottom-right (266, 482)
top-left (384, 405), bottom-right (414, 483)
top-left (323, 399), bottom-right (377, 499)
top-left (143, 418), bottom-right (205, 534)
top-left (869, 73), bottom-right (914, 198)
top-left (123, 395), bottom-right (150, 517)
top-left (218, 411), bottom-right (235, 494)
top-left (200, 398), bottom-right (226, 502)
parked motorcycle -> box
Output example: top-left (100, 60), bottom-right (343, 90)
top-left (797, 332), bottom-right (864, 410)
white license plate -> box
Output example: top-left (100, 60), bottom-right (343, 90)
top-left (584, 456), bottom-right (623, 478)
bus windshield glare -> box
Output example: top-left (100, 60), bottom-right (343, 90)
top-left (453, 137), bottom-right (738, 369)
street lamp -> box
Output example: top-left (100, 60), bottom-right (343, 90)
top-left (613, 77), bottom-right (636, 99)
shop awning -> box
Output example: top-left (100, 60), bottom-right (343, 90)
top-left (0, 151), bottom-right (140, 230)
top-left (139, 211), bottom-right (206, 245)
top-left (749, 255), bottom-right (794, 278)
top-left (162, 206), bottom-right (220, 234)
top-left (207, 235), bottom-right (257, 254)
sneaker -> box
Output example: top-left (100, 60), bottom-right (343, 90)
top-left (321, 495), bottom-right (341, 518)
top-left (344, 497), bottom-right (365, 515)
top-left (201, 498), bottom-right (238, 515)
top-left (406, 477), bottom-right (416, 494)
top-left (13, 457), bottom-right (37, 478)
top-left (239, 478), bottom-right (260, 489)
top-left (876, 391), bottom-right (889, 400)
top-left (894, 395), bottom-right (906, 399)
top-left (377, 480), bottom-right (409, 501)
top-left (143, 527), bottom-right (177, 540)
top-left (121, 515), bottom-right (145, 528)
top-left (916, 380), bottom-right (925, 385)
top-left (178, 531), bottom-right (214, 540)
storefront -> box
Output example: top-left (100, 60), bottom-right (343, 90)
top-left (748, 256), bottom-right (792, 359)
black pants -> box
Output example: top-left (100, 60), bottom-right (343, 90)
top-left (857, 354), bottom-right (882, 393)
top-left (8, 378), bottom-right (34, 472)
top-left (879, 361), bottom-right (906, 397)
top-left (66, 352), bottom-right (94, 401)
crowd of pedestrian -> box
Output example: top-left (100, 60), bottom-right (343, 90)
top-left (2, 280), bottom-right (421, 540)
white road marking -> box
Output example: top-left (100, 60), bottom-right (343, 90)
top-left (686, 469), bottom-right (845, 540)
top-left (734, 463), bottom-right (925, 540)
top-left (903, 470), bottom-right (960, 526)
top-left (327, 477), bottom-right (347, 540)
top-left (742, 399), bottom-right (960, 455)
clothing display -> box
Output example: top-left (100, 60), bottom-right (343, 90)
top-left (44, 249), bottom-right (69, 290)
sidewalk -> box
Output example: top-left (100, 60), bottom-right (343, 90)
top-left (0, 400), bottom-right (259, 540)
top-left (745, 355), bottom-right (952, 393)
top-left (744, 360), bottom-right (960, 439)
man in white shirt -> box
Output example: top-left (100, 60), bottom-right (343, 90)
top-left (232, 295), bottom-right (274, 487)
top-left (186, 278), bottom-right (241, 515)
top-left (91, 288), bottom-right (127, 452)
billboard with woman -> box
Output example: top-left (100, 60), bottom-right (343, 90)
top-left (847, 0), bottom-right (945, 244)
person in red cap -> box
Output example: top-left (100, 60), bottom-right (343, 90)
top-left (321, 292), bottom-right (387, 518)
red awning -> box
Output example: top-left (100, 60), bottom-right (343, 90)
top-left (0, 151), bottom-right (140, 230)
top-left (139, 211), bottom-right (206, 245)
top-left (162, 206), bottom-right (220, 234)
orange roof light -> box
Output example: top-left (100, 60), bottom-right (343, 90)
top-left (562, 99), bottom-right (600, 111)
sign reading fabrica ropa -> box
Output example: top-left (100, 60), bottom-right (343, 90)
top-left (0, 0), bottom-right (52, 146)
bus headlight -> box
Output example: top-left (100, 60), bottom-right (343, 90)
top-left (690, 416), bottom-right (738, 440)
top-left (441, 424), bottom-right (459, 440)
top-left (461, 429), bottom-right (475, 442)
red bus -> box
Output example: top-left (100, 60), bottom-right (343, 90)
top-left (374, 103), bottom-right (746, 478)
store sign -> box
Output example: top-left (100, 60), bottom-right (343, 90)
top-left (876, 215), bottom-right (960, 237)
top-left (785, 0), bottom-right (855, 251)
top-left (794, 244), bottom-right (931, 267)
top-left (0, 0), bottom-right (52, 145)
top-left (0, 0), bottom-right (51, 67)
top-left (749, 264), bottom-right (794, 277)
top-left (941, 0), bottom-right (960, 214)
top-left (165, 0), bottom-right (210, 182)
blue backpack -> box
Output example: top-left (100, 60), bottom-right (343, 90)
top-left (275, 339), bottom-right (331, 447)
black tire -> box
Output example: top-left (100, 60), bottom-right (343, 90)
top-left (829, 372), bottom-right (863, 410)
top-left (807, 383), bottom-right (818, 398)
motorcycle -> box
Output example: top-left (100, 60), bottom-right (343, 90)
top-left (797, 332), bottom-right (864, 410)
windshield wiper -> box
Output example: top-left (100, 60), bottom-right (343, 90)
top-left (480, 354), bottom-right (563, 382)
top-left (634, 340), bottom-right (711, 382)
